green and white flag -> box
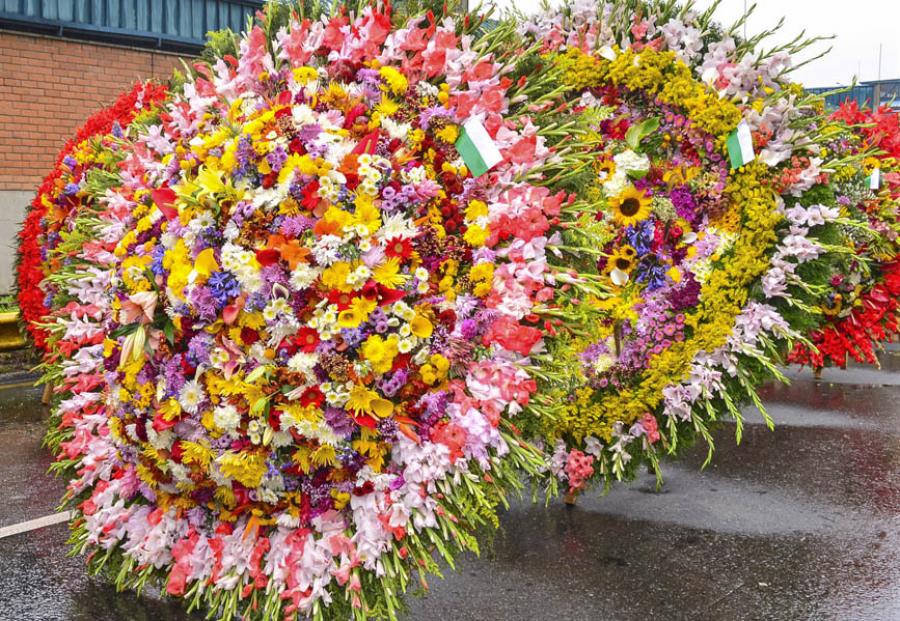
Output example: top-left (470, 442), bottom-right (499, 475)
top-left (726, 121), bottom-right (755, 169)
top-left (869, 167), bottom-right (881, 190)
top-left (455, 117), bottom-right (503, 177)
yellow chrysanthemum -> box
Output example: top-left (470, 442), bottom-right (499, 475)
top-left (337, 296), bottom-right (377, 328)
top-left (321, 262), bottom-right (353, 292)
top-left (379, 66), bottom-right (408, 95)
top-left (372, 257), bottom-right (407, 288)
top-left (361, 334), bottom-right (399, 374)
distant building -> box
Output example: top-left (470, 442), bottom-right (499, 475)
top-left (0, 0), bottom-right (261, 292)
top-left (807, 79), bottom-right (900, 111)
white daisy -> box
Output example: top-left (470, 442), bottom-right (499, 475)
top-left (178, 380), bottom-right (205, 414)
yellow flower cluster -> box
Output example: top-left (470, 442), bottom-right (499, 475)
top-left (559, 48), bottom-right (742, 137)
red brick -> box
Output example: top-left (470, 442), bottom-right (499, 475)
top-left (0, 31), bottom-right (189, 190)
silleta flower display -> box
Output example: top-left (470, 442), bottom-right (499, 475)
top-left (789, 102), bottom-right (900, 370)
top-left (16, 1), bottom-right (899, 619)
top-left (510, 1), bottom-right (862, 494)
top-left (17, 82), bottom-right (168, 350)
top-left (33, 6), bottom-right (563, 619)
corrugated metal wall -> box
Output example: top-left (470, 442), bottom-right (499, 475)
top-left (0, 0), bottom-right (262, 49)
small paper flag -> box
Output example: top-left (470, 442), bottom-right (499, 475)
top-left (455, 117), bottom-right (503, 178)
top-left (870, 168), bottom-right (880, 190)
top-left (726, 121), bottom-right (755, 170)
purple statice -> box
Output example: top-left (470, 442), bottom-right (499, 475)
top-left (111, 121), bottom-right (123, 138)
top-left (579, 339), bottom-right (611, 366)
top-left (208, 270), bottom-right (240, 306)
top-left (417, 390), bottom-right (449, 427)
top-left (62, 155), bottom-right (77, 169)
top-left (245, 290), bottom-right (269, 312)
top-left (234, 135), bottom-right (257, 180)
top-left (281, 473), bottom-right (302, 492)
top-left (163, 356), bottom-right (186, 396)
top-left (63, 182), bottom-right (80, 195)
top-left (340, 327), bottom-right (366, 348)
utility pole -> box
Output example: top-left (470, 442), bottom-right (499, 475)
top-left (877, 43), bottom-right (883, 107)
top-left (877, 43), bottom-right (883, 81)
top-left (743, 0), bottom-right (747, 41)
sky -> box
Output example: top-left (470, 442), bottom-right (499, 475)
top-left (492, 0), bottom-right (900, 87)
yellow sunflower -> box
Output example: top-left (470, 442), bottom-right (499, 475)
top-left (605, 245), bottom-right (638, 275)
top-left (609, 186), bottom-right (652, 226)
top-left (596, 159), bottom-right (616, 182)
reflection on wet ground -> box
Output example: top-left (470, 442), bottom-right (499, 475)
top-left (1, 352), bottom-right (899, 620)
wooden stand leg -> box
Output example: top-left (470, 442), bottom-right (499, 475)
top-left (563, 491), bottom-right (578, 506)
top-left (41, 382), bottom-right (53, 405)
top-left (813, 368), bottom-right (823, 381)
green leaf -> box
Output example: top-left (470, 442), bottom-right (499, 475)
top-left (246, 364), bottom-right (271, 384)
top-left (625, 117), bottom-right (660, 150)
top-left (163, 320), bottom-right (175, 346)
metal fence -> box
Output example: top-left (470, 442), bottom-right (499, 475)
top-left (0, 0), bottom-right (263, 51)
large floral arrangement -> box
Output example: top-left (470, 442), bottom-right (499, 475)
top-left (19, 0), bottom-right (900, 618)
top-left (788, 102), bottom-right (900, 369)
top-left (16, 82), bottom-right (168, 350)
top-left (35, 5), bottom-right (574, 619)
top-left (510, 1), bottom-right (860, 493)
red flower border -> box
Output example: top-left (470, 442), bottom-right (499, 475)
top-left (16, 82), bottom-right (169, 349)
top-left (789, 102), bottom-right (900, 369)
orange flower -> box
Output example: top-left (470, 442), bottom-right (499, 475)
top-left (267, 234), bottom-right (311, 269)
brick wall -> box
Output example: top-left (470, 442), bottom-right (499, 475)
top-left (0, 30), bottom-right (187, 291)
top-left (0, 30), bottom-right (185, 191)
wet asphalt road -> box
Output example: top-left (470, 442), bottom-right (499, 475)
top-left (1, 348), bottom-right (900, 621)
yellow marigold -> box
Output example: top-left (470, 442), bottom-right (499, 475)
top-left (379, 66), bottom-right (409, 95)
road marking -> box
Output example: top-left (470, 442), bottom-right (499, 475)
top-left (0, 380), bottom-right (40, 392)
top-left (0, 511), bottom-right (73, 540)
